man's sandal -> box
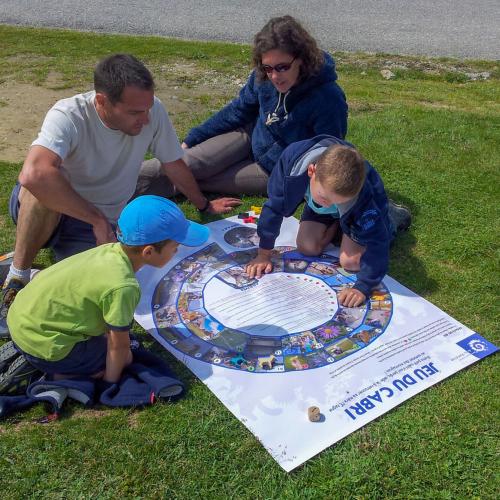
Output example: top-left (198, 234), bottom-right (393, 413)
top-left (0, 341), bottom-right (20, 373)
top-left (0, 355), bottom-right (42, 396)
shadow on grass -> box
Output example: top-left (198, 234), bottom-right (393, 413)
top-left (386, 191), bottom-right (438, 296)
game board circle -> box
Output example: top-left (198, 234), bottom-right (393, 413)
top-left (223, 227), bottom-right (260, 248)
top-left (151, 244), bottom-right (393, 374)
top-left (203, 271), bottom-right (338, 335)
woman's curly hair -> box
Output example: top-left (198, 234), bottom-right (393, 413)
top-left (252, 16), bottom-right (324, 82)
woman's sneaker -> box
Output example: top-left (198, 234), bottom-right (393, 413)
top-left (0, 278), bottom-right (25, 338)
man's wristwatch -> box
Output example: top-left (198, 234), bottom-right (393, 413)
top-left (198, 198), bottom-right (211, 213)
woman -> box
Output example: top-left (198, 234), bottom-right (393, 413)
top-left (182, 15), bottom-right (348, 195)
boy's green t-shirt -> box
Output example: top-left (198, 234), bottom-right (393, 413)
top-left (8, 243), bottom-right (140, 361)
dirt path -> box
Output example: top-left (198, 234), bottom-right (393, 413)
top-left (0, 66), bottom-right (241, 163)
top-left (0, 83), bottom-right (71, 163)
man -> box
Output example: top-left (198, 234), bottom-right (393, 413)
top-left (0, 53), bottom-right (240, 336)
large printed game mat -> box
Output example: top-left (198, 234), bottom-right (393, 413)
top-left (135, 216), bottom-right (497, 471)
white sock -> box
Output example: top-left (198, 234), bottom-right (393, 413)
top-left (6, 264), bottom-right (32, 286)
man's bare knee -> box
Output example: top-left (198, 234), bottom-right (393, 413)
top-left (13, 187), bottom-right (61, 268)
top-left (18, 187), bottom-right (59, 220)
top-left (17, 188), bottom-right (61, 235)
top-left (18, 186), bottom-right (33, 205)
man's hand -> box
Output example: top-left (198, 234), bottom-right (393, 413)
top-left (181, 142), bottom-right (189, 149)
top-left (161, 159), bottom-right (241, 215)
top-left (245, 250), bottom-right (273, 279)
top-left (338, 287), bottom-right (366, 308)
top-left (207, 197), bottom-right (242, 214)
top-left (92, 216), bottom-right (117, 246)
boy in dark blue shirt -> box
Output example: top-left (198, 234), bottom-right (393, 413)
top-left (246, 135), bottom-right (396, 307)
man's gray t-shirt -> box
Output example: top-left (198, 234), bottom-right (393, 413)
top-left (32, 91), bottom-right (183, 222)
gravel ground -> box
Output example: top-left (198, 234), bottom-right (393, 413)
top-left (0, 0), bottom-right (498, 59)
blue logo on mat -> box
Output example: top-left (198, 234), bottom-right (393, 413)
top-left (457, 334), bottom-right (498, 359)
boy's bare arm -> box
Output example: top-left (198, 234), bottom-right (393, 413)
top-left (103, 330), bottom-right (133, 383)
top-left (245, 248), bottom-right (273, 279)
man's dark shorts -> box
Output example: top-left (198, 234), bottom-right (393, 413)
top-left (9, 183), bottom-right (97, 262)
top-left (15, 335), bottom-right (107, 376)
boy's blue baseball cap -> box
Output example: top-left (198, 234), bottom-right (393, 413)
top-left (117, 195), bottom-right (209, 247)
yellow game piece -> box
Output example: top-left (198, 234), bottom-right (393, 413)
top-left (251, 206), bottom-right (262, 214)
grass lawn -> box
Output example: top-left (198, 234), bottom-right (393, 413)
top-left (0, 25), bottom-right (499, 499)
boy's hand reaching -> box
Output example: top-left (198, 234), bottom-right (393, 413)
top-left (245, 249), bottom-right (273, 279)
top-left (338, 287), bottom-right (366, 308)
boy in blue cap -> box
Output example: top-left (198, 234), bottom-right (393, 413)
top-left (5, 196), bottom-right (209, 386)
top-left (246, 136), bottom-right (408, 308)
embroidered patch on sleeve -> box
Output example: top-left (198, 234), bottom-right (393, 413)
top-left (358, 209), bottom-right (379, 231)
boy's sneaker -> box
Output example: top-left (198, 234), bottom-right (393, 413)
top-left (0, 354), bottom-right (42, 395)
top-left (0, 341), bottom-right (20, 373)
top-left (388, 200), bottom-right (412, 233)
top-left (0, 278), bottom-right (25, 338)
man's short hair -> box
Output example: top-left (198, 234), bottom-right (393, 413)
top-left (315, 145), bottom-right (366, 197)
top-left (94, 54), bottom-right (154, 104)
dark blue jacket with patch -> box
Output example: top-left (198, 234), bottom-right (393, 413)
top-left (257, 135), bottom-right (393, 297)
top-left (184, 52), bottom-right (348, 173)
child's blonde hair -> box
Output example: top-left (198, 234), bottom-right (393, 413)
top-left (315, 145), bottom-right (366, 197)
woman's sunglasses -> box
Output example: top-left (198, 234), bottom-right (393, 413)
top-left (261, 57), bottom-right (296, 74)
